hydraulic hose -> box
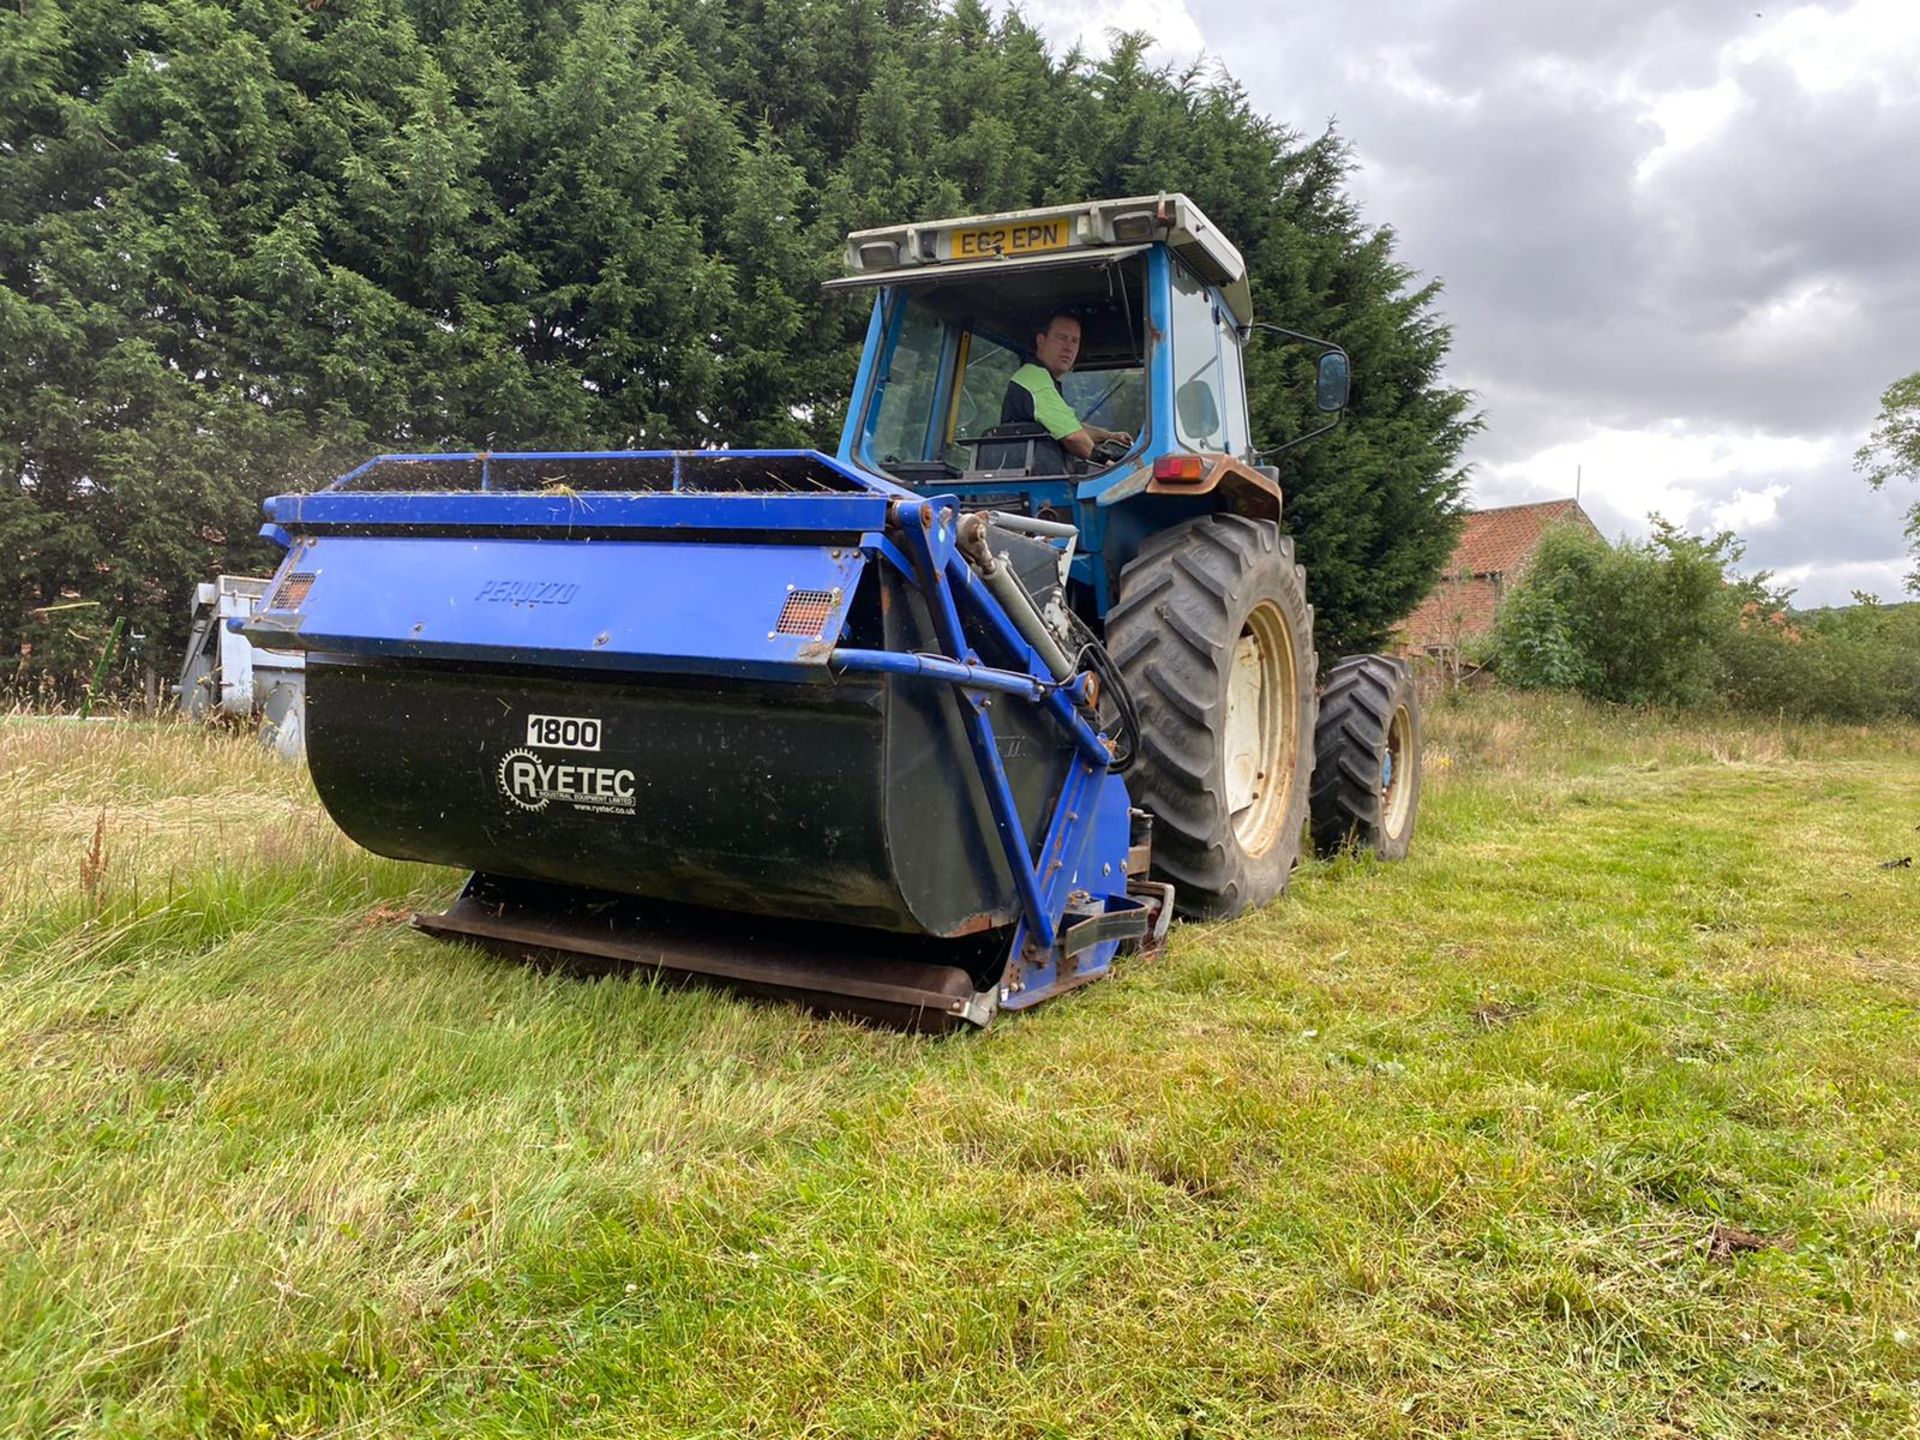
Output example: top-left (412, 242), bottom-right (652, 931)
top-left (956, 512), bottom-right (1076, 682)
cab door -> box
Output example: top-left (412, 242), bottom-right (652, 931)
top-left (1167, 258), bottom-right (1252, 459)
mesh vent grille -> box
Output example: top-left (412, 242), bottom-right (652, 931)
top-left (268, 572), bottom-right (316, 611)
top-left (776, 589), bottom-right (837, 637)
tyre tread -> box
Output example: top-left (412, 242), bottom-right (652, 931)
top-left (1109, 514), bottom-right (1319, 918)
top-left (1309, 653), bottom-right (1421, 860)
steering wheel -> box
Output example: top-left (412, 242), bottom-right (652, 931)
top-left (1090, 437), bottom-right (1133, 466)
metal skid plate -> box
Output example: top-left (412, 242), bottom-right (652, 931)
top-left (417, 874), bottom-right (999, 1032)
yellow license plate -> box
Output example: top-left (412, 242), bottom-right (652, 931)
top-left (949, 220), bottom-right (1072, 260)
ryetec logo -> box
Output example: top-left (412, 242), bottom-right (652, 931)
top-left (496, 747), bottom-right (636, 815)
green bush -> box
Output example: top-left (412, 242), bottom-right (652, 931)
top-left (1723, 598), bottom-right (1920, 722)
top-left (1492, 521), bottom-right (1920, 720)
top-left (1493, 521), bottom-right (1743, 708)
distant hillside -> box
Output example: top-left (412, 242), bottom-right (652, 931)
top-left (1789, 598), bottom-right (1920, 621)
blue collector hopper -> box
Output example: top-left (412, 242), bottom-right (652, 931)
top-left (239, 449), bottom-right (1168, 1029)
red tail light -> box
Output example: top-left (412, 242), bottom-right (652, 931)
top-left (1152, 455), bottom-right (1208, 483)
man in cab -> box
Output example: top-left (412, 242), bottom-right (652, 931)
top-left (1001, 312), bottom-right (1135, 460)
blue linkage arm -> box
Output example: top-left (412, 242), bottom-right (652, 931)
top-left (873, 496), bottom-right (1116, 951)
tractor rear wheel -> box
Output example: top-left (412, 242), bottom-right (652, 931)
top-left (1107, 515), bottom-right (1317, 919)
top-left (1309, 654), bottom-right (1421, 860)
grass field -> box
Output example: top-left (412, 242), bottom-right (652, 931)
top-left (3, 694), bottom-right (1919, 1438)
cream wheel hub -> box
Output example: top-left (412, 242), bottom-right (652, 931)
top-left (1222, 601), bottom-right (1298, 855)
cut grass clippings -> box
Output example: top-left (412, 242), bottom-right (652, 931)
top-left (2, 694), bottom-right (1918, 1437)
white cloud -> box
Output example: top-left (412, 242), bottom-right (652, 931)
top-left (1770, 557), bottom-right (1911, 606)
top-left (1729, 0), bottom-right (1920, 97)
top-left (1010, 0), bottom-right (1205, 64)
top-left (1369, 46), bottom-right (1483, 112)
top-left (1711, 484), bottom-right (1788, 533)
top-left (1635, 80), bottom-right (1739, 181)
top-left (1473, 425), bottom-right (1833, 528)
top-left (1631, 1), bottom-right (1920, 178)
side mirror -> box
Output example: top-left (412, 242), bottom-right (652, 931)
top-left (1316, 352), bottom-right (1350, 412)
top-left (1242, 321), bottom-right (1351, 460)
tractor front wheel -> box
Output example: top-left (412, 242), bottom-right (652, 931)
top-left (1107, 515), bottom-right (1318, 919)
top-left (1309, 654), bottom-right (1421, 860)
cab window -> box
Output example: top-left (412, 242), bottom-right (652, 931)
top-left (1170, 263), bottom-right (1227, 451)
top-left (1214, 307), bottom-right (1249, 456)
top-left (1062, 367), bottom-right (1145, 439)
top-left (947, 333), bottom-right (1021, 461)
top-left (854, 252), bottom-right (1150, 478)
top-left (867, 302), bottom-right (945, 464)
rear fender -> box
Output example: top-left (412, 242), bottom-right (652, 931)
top-left (1092, 456), bottom-right (1285, 618)
top-left (1143, 453), bottom-right (1281, 522)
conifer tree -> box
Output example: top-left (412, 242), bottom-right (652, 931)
top-left (1, 0), bottom-right (1472, 689)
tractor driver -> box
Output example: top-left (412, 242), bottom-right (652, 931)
top-left (1001, 312), bottom-right (1135, 460)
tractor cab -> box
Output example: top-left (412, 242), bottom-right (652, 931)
top-left (826, 194), bottom-right (1346, 609)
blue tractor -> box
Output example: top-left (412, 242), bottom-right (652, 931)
top-left (239, 194), bottom-right (1421, 1029)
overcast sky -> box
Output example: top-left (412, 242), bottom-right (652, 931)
top-left (1008, 0), bottom-right (1919, 605)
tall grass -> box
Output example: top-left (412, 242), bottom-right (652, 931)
top-left (3, 697), bottom-right (1918, 1437)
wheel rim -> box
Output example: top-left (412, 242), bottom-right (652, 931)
top-left (1223, 599), bottom-right (1299, 856)
top-left (1382, 701), bottom-right (1415, 837)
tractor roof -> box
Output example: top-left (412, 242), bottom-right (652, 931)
top-left (830, 193), bottom-right (1253, 327)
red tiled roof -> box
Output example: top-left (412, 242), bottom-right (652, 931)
top-left (1451, 499), bottom-right (1596, 578)
top-left (1396, 499), bottom-right (1600, 648)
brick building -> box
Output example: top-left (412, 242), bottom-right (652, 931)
top-left (1398, 499), bottom-right (1601, 659)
